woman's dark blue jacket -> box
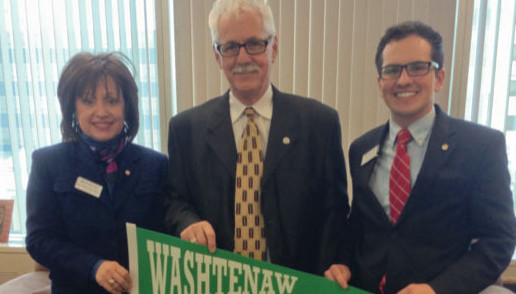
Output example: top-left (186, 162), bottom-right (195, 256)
top-left (26, 141), bottom-right (168, 294)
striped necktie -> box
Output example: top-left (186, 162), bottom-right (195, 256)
top-left (389, 128), bottom-right (412, 224)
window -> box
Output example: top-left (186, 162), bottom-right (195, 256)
top-left (466, 0), bottom-right (516, 212)
top-left (0, 0), bottom-right (162, 243)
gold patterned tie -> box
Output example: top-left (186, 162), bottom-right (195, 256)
top-left (234, 107), bottom-right (266, 260)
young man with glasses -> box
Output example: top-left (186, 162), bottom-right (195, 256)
top-left (165, 0), bottom-right (349, 276)
top-left (326, 21), bottom-right (516, 294)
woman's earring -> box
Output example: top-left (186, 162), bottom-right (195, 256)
top-left (123, 121), bottom-right (129, 134)
top-left (72, 113), bottom-right (79, 133)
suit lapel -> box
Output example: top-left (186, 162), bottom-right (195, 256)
top-left (206, 93), bottom-right (238, 179)
top-left (72, 142), bottom-right (111, 207)
top-left (397, 106), bottom-right (454, 224)
top-left (72, 142), bottom-right (100, 179)
top-left (356, 140), bottom-right (383, 188)
top-left (113, 144), bottom-right (141, 211)
top-left (262, 87), bottom-right (299, 186)
top-left (71, 142), bottom-right (146, 212)
top-left (355, 124), bottom-right (392, 225)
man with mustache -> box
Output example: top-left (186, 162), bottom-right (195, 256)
top-left (326, 21), bottom-right (516, 294)
top-left (164, 0), bottom-right (349, 275)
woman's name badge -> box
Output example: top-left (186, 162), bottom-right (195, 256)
top-left (74, 177), bottom-right (103, 198)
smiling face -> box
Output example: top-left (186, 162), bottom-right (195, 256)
top-left (377, 34), bottom-right (445, 128)
top-left (75, 76), bottom-right (125, 141)
top-left (214, 9), bottom-right (277, 105)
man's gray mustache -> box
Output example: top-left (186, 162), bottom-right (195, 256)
top-left (232, 65), bottom-right (260, 74)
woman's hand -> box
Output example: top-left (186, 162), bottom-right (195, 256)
top-left (95, 260), bottom-right (132, 294)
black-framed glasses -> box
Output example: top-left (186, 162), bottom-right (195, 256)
top-left (216, 36), bottom-right (272, 57)
top-left (381, 61), bottom-right (439, 80)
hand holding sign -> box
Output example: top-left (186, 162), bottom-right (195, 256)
top-left (180, 220), bottom-right (217, 253)
top-left (325, 264), bottom-right (352, 289)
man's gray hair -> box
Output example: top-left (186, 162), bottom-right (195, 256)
top-left (208, 0), bottom-right (276, 43)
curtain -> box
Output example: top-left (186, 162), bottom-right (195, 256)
top-left (171, 0), bottom-right (458, 151)
top-left (463, 0), bottom-right (516, 211)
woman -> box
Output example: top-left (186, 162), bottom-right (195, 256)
top-left (26, 52), bottom-right (168, 294)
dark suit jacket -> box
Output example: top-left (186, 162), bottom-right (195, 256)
top-left (345, 105), bottom-right (516, 294)
top-left (26, 141), bottom-right (168, 294)
top-left (165, 85), bottom-right (349, 274)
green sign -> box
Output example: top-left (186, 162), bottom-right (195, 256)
top-left (126, 223), bottom-right (371, 294)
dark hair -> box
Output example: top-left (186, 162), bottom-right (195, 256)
top-left (57, 52), bottom-right (139, 142)
top-left (375, 21), bottom-right (444, 77)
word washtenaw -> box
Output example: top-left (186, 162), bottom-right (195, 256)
top-left (146, 240), bottom-right (298, 294)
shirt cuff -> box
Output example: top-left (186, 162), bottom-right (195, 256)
top-left (91, 259), bottom-right (105, 280)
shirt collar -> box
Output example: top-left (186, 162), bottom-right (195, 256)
top-left (229, 84), bottom-right (273, 123)
top-left (388, 106), bottom-right (435, 147)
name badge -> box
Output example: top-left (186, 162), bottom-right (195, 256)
top-left (361, 145), bottom-right (378, 166)
top-left (74, 176), bottom-right (103, 198)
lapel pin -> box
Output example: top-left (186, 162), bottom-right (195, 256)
top-left (125, 170), bottom-right (131, 176)
top-left (441, 143), bottom-right (449, 151)
top-left (282, 137), bottom-right (290, 145)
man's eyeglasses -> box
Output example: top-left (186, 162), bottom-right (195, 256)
top-left (381, 61), bottom-right (439, 80)
top-left (216, 37), bottom-right (272, 57)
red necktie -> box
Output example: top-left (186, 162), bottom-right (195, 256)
top-left (389, 129), bottom-right (412, 224)
top-left (380, 130), bottom-right (412, 293)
